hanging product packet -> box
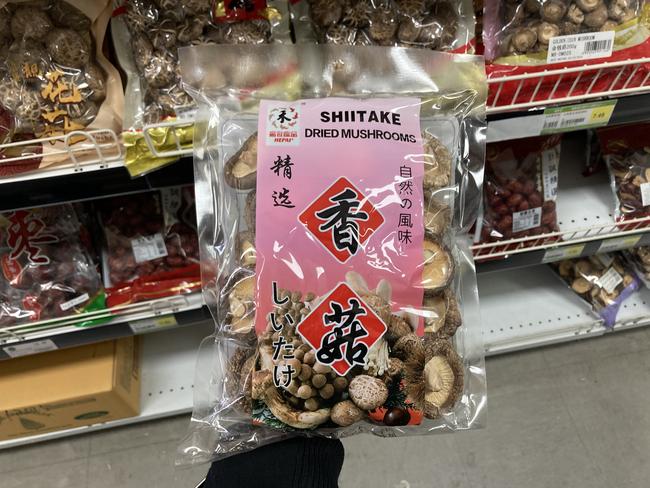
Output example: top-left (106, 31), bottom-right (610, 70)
top-left (623, 245), bottom-right (650, 288)
top-left (0, 204), bottom-right (105, 328)
top-left (290, 0), bottom-right (476, 53)
top-left (0, 0), bottom-right (124, 178)
top-left (598, 122), bottom-right (650, 224)
top-left (551, 253), bottom-right (640, 327)
top-left (482, 0), bottom-right (650, 106)
top-left (176, 44), bottom-right (486, 464)
top-left (111, 0), bottom-right (292, 177)
top-left (474, 134), bottom-right (561, 248)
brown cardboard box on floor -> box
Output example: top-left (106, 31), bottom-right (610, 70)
top-left (0, 337), bottom-right (140, 442)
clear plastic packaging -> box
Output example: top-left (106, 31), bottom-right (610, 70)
top-left (291, 0), bottom-right (476, 53)
top-left (598, 123), bottom-right (650, 223)
top-left (176, 44), bottom-right (487, 464)
top-left (111, 0), bottom-right (292, 177)
top-left (0, 0), bottom-right (124, 177)
top-left (96, 187), bottom-right (201, 307)
top-left (551, 253), bottom-right (640, 327)
top-left (0, 204), bottom-right (105, 327)
top-left (475, 134), bottom-right (561, 246)
top-left (623, 246), bottom-right (650, 288)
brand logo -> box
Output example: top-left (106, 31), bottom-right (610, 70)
top-left (299, 177), bottom-right (384, 263)
top-left (266, 105), bottom-right (300, 145)
top-left (296, 283), bottom-right (387, 376)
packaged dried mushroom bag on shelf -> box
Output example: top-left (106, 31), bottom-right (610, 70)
top-left (111, 0), bottom-right (291, 177)
top-left (176, 44), bottom-right (486, 464)
top-left (623, 246), bottom-right (650, 288)
top-left (0, 0), bottom-right (124, 177)
top-left (0, 204), bottom-right (105, 328)
top-left (551, 253), bottom-right (640, 327)
top-left (474, 134), bottom-right (561, 248)
top-left (291, 0), bottom-right (476, 53)
top-left (598, 123), bottom-right (650, 224)
top-left (97, 187), bottom-right (201, 307)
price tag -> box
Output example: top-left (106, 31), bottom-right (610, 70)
top-left (512, 207), bottom-right (542, 233)
top-left (129, 314), bottom-right (178, 334)
top-left (597, 267), bottom-right (623, 294)
top-left (131, 233), bottom-right (168, 263)
top-left (641, 182), bottom-right (650, 206)
top-left (173, 105), bottom-right (198, 121)
top-left (541, 100), bottom-right (617, 134)
top-left (60, 292), bottom-right (90, 312)
top-left (547, 31), bottom-right (615, 64)
top-left (598, 235), bottom-right (642, 254)
top-left (541, 149), bottom-right (559, 201)
top-left (4, 339), bottom-right (58, 358)
top-left (542, 244), bottom-right (585, 263)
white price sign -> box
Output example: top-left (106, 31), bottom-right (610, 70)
top-left (4, 339), bottom-right (58, 358)
top-left (542, 244), bottom-right (585, 263)
top-left (597, 235), bottom-right (642, 254)
top-left (541, 100), bottom-right (617, 134)
top-left (131, 233), bottom-right (168, 264)
top-left (129, 314), bottom-right (178, 334)
top-left (547, 31), bottom-right (614, 64)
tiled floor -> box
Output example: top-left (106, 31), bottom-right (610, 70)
top-left (3, 327), bottom-right (650, 488)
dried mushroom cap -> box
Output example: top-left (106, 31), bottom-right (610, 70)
top-left (182, 0), bottom-right (212, 16)
top-left (396, 0), bottom-right (426, 17)
top-left (420, 237), bottom-right (454, 296)
top-left (330, 399), bottom-right (365, 426)
top-left (576, 0), bottom-right (603, 12)
top-left (537, 21), bottom-right (560, 44)
top-left (422, 132), bottom-right (452, 191)
top-left (225, 21), bottom-right (269, 44)
top-left (84, 63), bottom-right (107, 102)
top-left (558, 260), bottom-right (574, 278)
top-left (14, 89), bottom-right (43, 133)
top-left (566, 4), bottom-right (585, 23)
top-left (225, 133), bottom-right (258, 190)
top-left (600, 19), bottom-right (619, 31)
top-left (424, 196), bottom-right (451, 237)
top-left (541, 0), bottom-right (567, 22)
top-left (341, 1), bottom-right (371, 28)
top-left (263, 385), bottom-right (331, 429)
top-left (348, 375), bottom-right (389, 411)
top-left (386, 314), bottom-right (413, 346)
top-left (421, 339), bottom-right (463, 417)
top-left (228, 273), bottom-right (255, 333)
top-left (584, 4), bottom-right (609, 27)
top-left (0, 79), bottom-right (21, 112)
top-left (397, 18), bottom-right (422, 43)
top-left (325, 24), bottom-right (357, 45)
top-left (64, 100), bottom-right (99, 127)
top-left (510, 27), bottom-right (538, 52)
top-left (424, 290), bottom-right (461, 338)
top-left (560, 20), bottom-right (581, 34)
top-left (46, 29), bottom-right (90, 69)
top-left (49, 1), bottom-right (91, 31)
top-left (245, 189), bottom-right (256, 232)
top-left (143, 53), bottom-right (177, 88)
top-left (11, 7), bottom-right (53, 39)
top-left (433, 2), bottom-right (459, 48)
top-left (392, 332), bottom-right (425, 361)
top-left (311, 0), bottom-right (343, 27)
top-left (572, 277), bottom-right (593, 294)
top-left (237, 231), bottom-right (256, 268)
top-left (368, 8), bottom-right (399, 44)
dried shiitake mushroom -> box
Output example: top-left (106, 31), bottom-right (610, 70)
top-left (311, 0), bottom-right (343, 27)
top-left (225, 133), bottom-right (258, 190)
top-left (571, 277), bottom-right (593, 294)
top-left (11, 7), bottom-right (53, 39)
top-left (392, 332), bottom-right (425, 361)
top-left (423, 290), bottom-right (462, 338)
top-left (584, 3), bottom-right (609, 27)
top-left (422, 132), bottom-right (452, 192)
top-left (420, 236), bottom-right (454, 296)
top-left (368, 8), bottom-right (399, 44)
top-left (330, 399), bottom-right (365, 426)
top-left (576, 0), bottom-right (603, 13)
top-left (46, 29), bottom-right (90, 69)
top-left (510, 26), bottom-right (538, 52)
top-left (537, 22), bottom-right (561, 44)
top-left (566, 4), bottom-right (585, 24)
top-left (237, 231), bottom-right (256, 268)
top-left (348, 375), bottom-right (389, 410)
top-left (424, 196), bottom-right (451, 237)
top-left (227, 272), bottom-right (256, 333)
top-left (560, 21), bottom-right (581, 34)
top-left (386, 314), bottom-right (413, 346)
top-left (541, 0), bottom-right (567, 22)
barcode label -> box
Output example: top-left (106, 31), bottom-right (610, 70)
top-left (560, 118), bottom-right (585, 127)
top-left (597, 267), bottom-right (623, 294)
top-left (131, 233), bottom-right (168, 263)
top-left (60, 292), bottom-right (90, 311)
top-left (541, 100), bottom-right (617, 134)
top-left (4, 339), bottom-right (58, 358)
top-left (547, 31), bottom-right (615, 64)
top-left (512, 207), bottom-right (542, 233)
top-left (541, 149), bottom-right (559, 201)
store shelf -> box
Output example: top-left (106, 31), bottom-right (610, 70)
top-left (474, 134), bottom-right (650, 272)
top-left (487, 58), bottom-right (650, 116)
top-left (481, 265), bottom-right (650, 355)
top-left (0, 293), bottom-right (210, 360)
top-left (0, 322), bottom-right (211, 450)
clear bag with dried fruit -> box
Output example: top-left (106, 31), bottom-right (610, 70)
top-left (597, 123), bottom-right (650, 224)
top-left (110, 0), bottom-right (292, 177)
top-left (96, 187), bottom-right (201, 307)
top-left (474, 134), bottom-right (562, 247)
top-left (291, 0), bottom-right (476, 53)
top-left (551, 253), bottom-right (640, 327)
top-left (175, 44), bottom-right (487, 465)
top-left (0, 204), bottom-right (105, 327)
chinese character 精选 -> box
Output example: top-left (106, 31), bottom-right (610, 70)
top-left (317, 298), bottom-right (370, 367)
top-left (272, 188), bottom-right (296, 208)
top-left (316, 188), bottom-right (369, 255)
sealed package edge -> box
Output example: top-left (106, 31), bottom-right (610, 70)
top-left (176, 44), bottom-right (487, 465)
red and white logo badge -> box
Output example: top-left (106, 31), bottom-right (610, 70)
top-left (266, 105), bottom-right (300, 145)
top-left (298, 177), bottom-right (384, 263)
top-left (296, 283), bottom-right (387, 376)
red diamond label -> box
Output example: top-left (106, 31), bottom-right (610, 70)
top-left (298, 177), bottom-right (384, 263)
top-left (296, 283), bottom-right (387, 376)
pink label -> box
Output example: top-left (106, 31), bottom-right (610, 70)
top-left (254, 98), bottom-right (425, 349)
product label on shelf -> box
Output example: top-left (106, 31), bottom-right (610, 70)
top-left (541, 100), bottom-right (618, 134)
top-left (640, 182), bottom-right (650, 206)
top-left (512, 207), bottom-right (542, 233)
top-left (597, 267), bottom-right (623, 294)
top-left (173, 105), bottom-right (198, 121)
top-left (131, 233), bottom-right (168, 263)
top-left (598, 235), bottom-right (642, 254)
top-left (3, 339), bottom-right (58, 358)
top-left (541, 149), bottom-right (559, 201)
top-left (129, 314), bottom-right (178, 334)
top-left (547, 31), bottom-right (615, 64)
top-left (542, 243), bottom-right (585, 263)
top-left (59, 293), bottom-right (90, 312)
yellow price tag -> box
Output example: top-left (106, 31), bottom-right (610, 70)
top-left (542, 244), bottom-right (585, 263)
top-left (588, 105), bottom-right (615, 124)
top-left (129, 314), bottom-right (178, 334)
top-left (598, 235), bottom-right (642, 253)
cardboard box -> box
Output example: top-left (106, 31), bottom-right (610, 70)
top-left (0, 337), bottom-right (140, 441)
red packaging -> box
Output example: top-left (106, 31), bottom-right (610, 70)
top-left (98, 187), bottom-right (201, 307)
top-left (0, 204), bottom-right (104, 326)
top-left (475, 134), bottom-right (562, 247)
top-left (598, 122), bottom-right (650, 223)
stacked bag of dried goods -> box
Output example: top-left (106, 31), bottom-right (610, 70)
top-left (0, 0), bottom-right (123, 177)
top-left (174, 44), bottom-right (487, 463)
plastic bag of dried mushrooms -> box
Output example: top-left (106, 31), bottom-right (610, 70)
top-left (175, 44), bottom-right (487, 464)
top-left (290, 0), bottom-right (477, 53)
top-left (0, 0), bottom-right (123, 177)
top-left (111, 0), bottom-right (291, 177)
